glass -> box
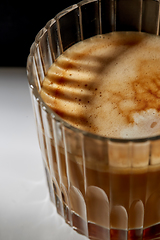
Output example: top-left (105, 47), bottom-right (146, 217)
top-left (27, 0), bottom-right (160, 239)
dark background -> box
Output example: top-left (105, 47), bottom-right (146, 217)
top-left (0, 1), bottom-right (77, 67)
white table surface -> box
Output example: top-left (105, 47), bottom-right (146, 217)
top-left (0, 68), bottom-right (88, 240)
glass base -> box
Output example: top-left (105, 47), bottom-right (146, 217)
top-left (44, 166), bottom-right (160, 240)
top-left (53, 193), bottom-right (160, 240)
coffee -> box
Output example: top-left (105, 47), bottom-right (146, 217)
top-left (41, 31), bottom-right (160, 139)
top-left (40, 32), bottom-right (160, 239)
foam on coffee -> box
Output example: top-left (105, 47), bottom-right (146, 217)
top-left (41, 32), bottom-right (160, 138)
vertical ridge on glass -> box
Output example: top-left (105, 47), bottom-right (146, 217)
top-left (78, 0), bottom-right (100, 40)
top-left (57, 5), bottom-right (80, 51)
top-left (45, 19), bottom-right (56, 63)
top-left (101, 0), bottom-right (116, 33)
top-left (32, 42), bottom-right (44, 89)
top-left (63, 127), bottom-right (88, 236)
top-left (36, 28), bottom-right (53, 76)
top-left (142, 0), bottom-right (160, 34)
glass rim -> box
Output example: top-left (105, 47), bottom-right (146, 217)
top-left (27, 0), bottom-right (160, 144)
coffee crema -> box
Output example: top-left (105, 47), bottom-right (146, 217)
top-left (41, 32), bottom-right (160, 138)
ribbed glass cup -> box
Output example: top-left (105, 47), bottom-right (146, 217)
top-left (27, 0), bottom-right (160, 239)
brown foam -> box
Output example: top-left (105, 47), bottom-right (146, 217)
top-left (41, 32), bottom-right (160, 138)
